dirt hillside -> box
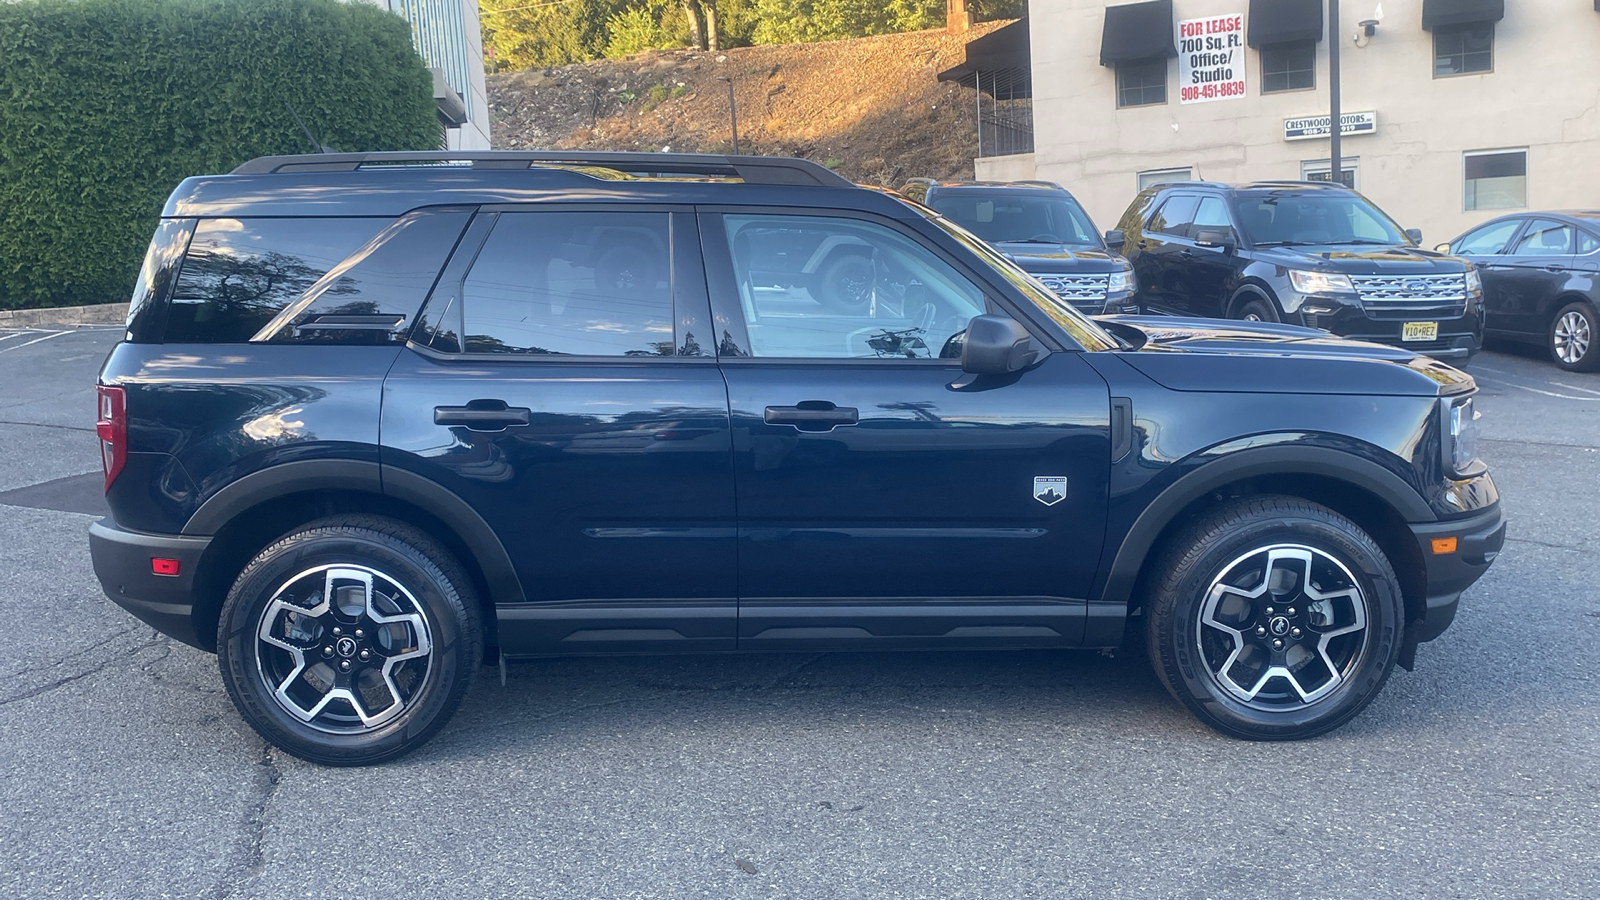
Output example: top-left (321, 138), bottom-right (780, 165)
top-left (486, 22), bottom-right (1011, 187)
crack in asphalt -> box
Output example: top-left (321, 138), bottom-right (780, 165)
top-left (1482, 437), bottom-right (1600, 452)
top-left (213, 743), bottom-right (282, 900)
top-left (0, 419), bottom-right (95, 433)
top-left (0, 635), bottom-right (164, 707)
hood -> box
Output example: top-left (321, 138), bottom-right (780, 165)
top-left (1099, 316), bottom-right (1475, 397)
top-left (994, 243), bottom-right (1125, 274)
top-left (1249, 242), bottom-right (1471, 275)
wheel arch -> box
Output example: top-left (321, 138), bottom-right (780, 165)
top-left (184, 460), bottom-right (521, 654)
top-left (1226, 280), bottom-right (1278, 319)
top-left (1101, 445), bottom-right (1432, 628)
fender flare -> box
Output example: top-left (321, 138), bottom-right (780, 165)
top-left (184, 458), bottom-right (525, 606)
top-left (1097, 443), bottom-right (1435, 607)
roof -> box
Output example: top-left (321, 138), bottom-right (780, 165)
top-left (1144, 180), bottom-right (1359, 194)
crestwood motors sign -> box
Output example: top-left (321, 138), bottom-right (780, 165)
top-left (1177, 14), bottom-right (1245, 104)
top-left (1284, 112), bottom-right (1379, 140)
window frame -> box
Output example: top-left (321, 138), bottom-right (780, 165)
top-left (407, 205), bottom-right (717, 365)
top-left (1260, 40), bottom-right (1316, 94)
top-left (1433, 21), bottom-right (1494, 78)
top-left (1299, 157), bottom-right (1360, 190)
top-left (1463, 148), bottom-right (1528, 212)
top-left (1136, 168), bottom-right (1194, 193)
top-left (695, 206), bottom-right (1078, 364)
top-left (1115, 57), bottom-right (1169, 108)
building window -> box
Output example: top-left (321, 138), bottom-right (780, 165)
top-left (1434, 23), bottom-right (1493, 76)
top-left (1117, 59), bottom-right (1167, 107)
top-left (1261, 41), bottom-right (1315, 92)
top-left (1301, 158), bottom-right (1358, 189)
top-left (1464, 150), bottom-right (1527, 211)
top-left (1138, 168), bottom-right (1193, 192)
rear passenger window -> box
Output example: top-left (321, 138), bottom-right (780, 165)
top-left (457, 212), bottom-right (676, 357)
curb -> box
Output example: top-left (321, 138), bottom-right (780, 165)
top-left (0, 303), bottom-right (129, 329)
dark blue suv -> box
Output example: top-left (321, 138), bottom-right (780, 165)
top-left (91, 152), bottom-right (1504, 765)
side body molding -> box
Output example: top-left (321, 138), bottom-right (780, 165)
top-left (182, 458), bottom-right (526, 607)
top-left (1097, 443), bottom-right (1437, 609)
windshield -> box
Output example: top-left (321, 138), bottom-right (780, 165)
top-left (1233, 193), bottom-right (1410, 246)
top-left (929, 193), bottom-right (1102, 247)
top-left (920, 212), bottom-right (1120, 352)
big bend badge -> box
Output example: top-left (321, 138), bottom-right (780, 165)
top-left (1033, 476), bottom-right (1067, 506)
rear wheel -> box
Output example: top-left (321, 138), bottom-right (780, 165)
top-left (1550, 301), bottom-right (1599, 372)
top-left (217, 516), bottom-right (481, 766)
top-left (1145, 496), bottom-right (1404, 740)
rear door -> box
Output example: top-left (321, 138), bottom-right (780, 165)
top-left (701, 208), bottom-right (1112, 651)
top-left (1494, 218), bottom-right (1577, 337)
top-left (382, 207), bottom-right (738, 654)
top-left (1135, 193), bottom-right (1200, 315)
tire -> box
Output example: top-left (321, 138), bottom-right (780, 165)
top-left (1144, 496), bottom-right (1404, 740)
top-left (1234, 294), bottom-right (1280, 323)
top-left (817, 253), bottom-right (875, 312)
top-left (1549, 301), bottom-right (1599, 372)
top-left (217, 515), bottom-right (482, 766)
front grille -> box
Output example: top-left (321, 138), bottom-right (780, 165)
top-left (1351, 273), bottom-right (1468, 319)
top-left (1036, 273), bottom-right (1110, 304)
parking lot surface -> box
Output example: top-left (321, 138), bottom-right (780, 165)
top-left (0, 327), bottom-right (1596, 899)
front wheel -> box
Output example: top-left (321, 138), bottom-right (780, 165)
top-left (1145, 496), bottom-right (1404, 740)
top-left (217, 516), bottom-right (482, 766)
top-left (1550, 301), bottom-right (1599, 372)
top-left (1234, 294), bottom-right (1280, 323)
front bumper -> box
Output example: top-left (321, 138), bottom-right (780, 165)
top-left (89, 518), bottom-right (211, 649)
top-left (1406, 503), bottom-right (1506, 646)
top-left (1298, 299), bottom-right (1483, 360)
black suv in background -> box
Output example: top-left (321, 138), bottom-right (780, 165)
top-left (93, 152), bottom-right (1503, 765)
top-left (1115, 182), bottom-right (1483, 362)
top-left (899, 179), bottom-right (1138, 316)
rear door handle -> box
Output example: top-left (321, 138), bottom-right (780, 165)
top-left (764, 401), bottom-right (859, 432)
top-left (434, 400), bottom-right (531, 432)
top-left (1544, 264), bottom-right (1567, 273)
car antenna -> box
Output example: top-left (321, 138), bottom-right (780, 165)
top-left (284, 103), bottom-right (337, 154)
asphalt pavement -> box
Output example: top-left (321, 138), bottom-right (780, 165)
top-left (0, 327), bottom-right (1596, 899)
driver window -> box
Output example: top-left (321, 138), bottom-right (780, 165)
top-left (1454, 219), bottom-right (1521, 256)
top-left (721, 214), bottom-right (986, 360)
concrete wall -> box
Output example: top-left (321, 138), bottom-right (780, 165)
top-left (975, 152), bottom-right (1039, 181)
top-left (1027, 0), bottom-right (1600, 245)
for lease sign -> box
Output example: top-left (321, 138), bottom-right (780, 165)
top-left (1177, 15), bottom-right (1245, 104)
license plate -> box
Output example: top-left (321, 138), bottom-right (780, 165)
top-left (1402, 321), bottom-right (1438, 342)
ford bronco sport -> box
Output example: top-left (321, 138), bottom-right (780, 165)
top-left (92, 152), bottom-right (1504, 765)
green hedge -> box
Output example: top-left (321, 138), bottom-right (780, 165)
top-left (0, 0), bottom-right (442, 309)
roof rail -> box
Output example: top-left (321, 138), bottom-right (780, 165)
top-left (1251, 179), bottom-right (1348, 188)
top-left (229, 150), bottom-right (855, 187)
top-left (1015, 180), bottom-right (1065, 189)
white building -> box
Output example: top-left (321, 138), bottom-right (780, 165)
top-left (968, 1), bottom-right (1600, 245)
top-left (357, 0), bottom-right (491, 149)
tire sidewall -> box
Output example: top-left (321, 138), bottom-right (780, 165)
top-left (218, 529), bottom-right (475, 765)
top-left (1157, 511), bottom-right (1403, 739)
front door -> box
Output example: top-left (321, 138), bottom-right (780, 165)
top-left (381, 208), bottom-right (738, 655)
top-left (700, 210), bottom-right (1112, 650)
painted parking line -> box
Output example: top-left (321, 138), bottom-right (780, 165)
top-left (0, 330), bottom-right (75, 353)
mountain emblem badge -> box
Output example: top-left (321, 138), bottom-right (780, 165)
top-left (1033, 476), bottom-right (1067, 506)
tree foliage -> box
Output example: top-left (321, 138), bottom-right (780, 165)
top-left (0, 0), bottom-right (440, 309)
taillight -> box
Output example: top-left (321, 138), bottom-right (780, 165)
top-left (96, 385), bottom-right (126, 493)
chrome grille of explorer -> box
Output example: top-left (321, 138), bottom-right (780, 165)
top-left (1351, 273), bottom-right (1469, 319)
top-left (1036, 273), bottom-right (1109, 303)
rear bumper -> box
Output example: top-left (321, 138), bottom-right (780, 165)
top-left (89, 518), bottom-right (211, 650)
top-left (1406, 504), bottom-right (1506, 644)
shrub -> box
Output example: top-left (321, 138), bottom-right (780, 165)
top-left (0, 0), bottom-right (441, 309)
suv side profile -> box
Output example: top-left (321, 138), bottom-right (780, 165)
top-left (1115, 181), bottom-right (1484, 362)
top-left (898, 179), bottom-right (1138, 316)
top-left (93, 152), bottom-right (1504, 765)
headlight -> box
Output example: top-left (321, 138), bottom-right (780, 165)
top-left (1464, 268), bottom-right (1482, 294)
top-left (1288, 270), bottom-right (1355, 294)
top-left (1446, 396), bottom-right (1481, 475)
top-left (1108, 268), bottom-right (1134, 295)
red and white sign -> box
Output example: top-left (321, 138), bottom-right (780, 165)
top-left (1177, 14), bottom-right (1246, 104)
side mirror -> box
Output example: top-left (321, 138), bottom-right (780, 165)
top-left (1434, 242), bottom-right (1453, 254)
top-left (1405, 227), bottom-right (1424, 244)
top-left (1193, 229), bottom-right (1237, 253)
top-left (961, 314), bottom-right (1040, 375)
top-left (1103, 229), bottom-right (1126, 251)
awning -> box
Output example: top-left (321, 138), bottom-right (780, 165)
top-left (1421, 0), bottom-right (1505, 30)
top-left (1100, 0), bottom-right (1177, 67)
top-left (936, 18), bottom-right (1030, 84)
top-left (1247, 0), bottom-right (1324, 47)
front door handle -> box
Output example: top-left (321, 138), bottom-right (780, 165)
top-left (434, 400), bottom-right (531, 432)
top-left (764, 400), bottom-right (859, 432)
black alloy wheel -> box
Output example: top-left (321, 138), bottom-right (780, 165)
top-left (1145, 496), bottom-right (1404, 740)
top-left (818, 253), bottom-right (875, 313)
top-left (217, 516), bottom-right (481, 766)
top-left (1550, 301), bottom-right (1599, 372)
